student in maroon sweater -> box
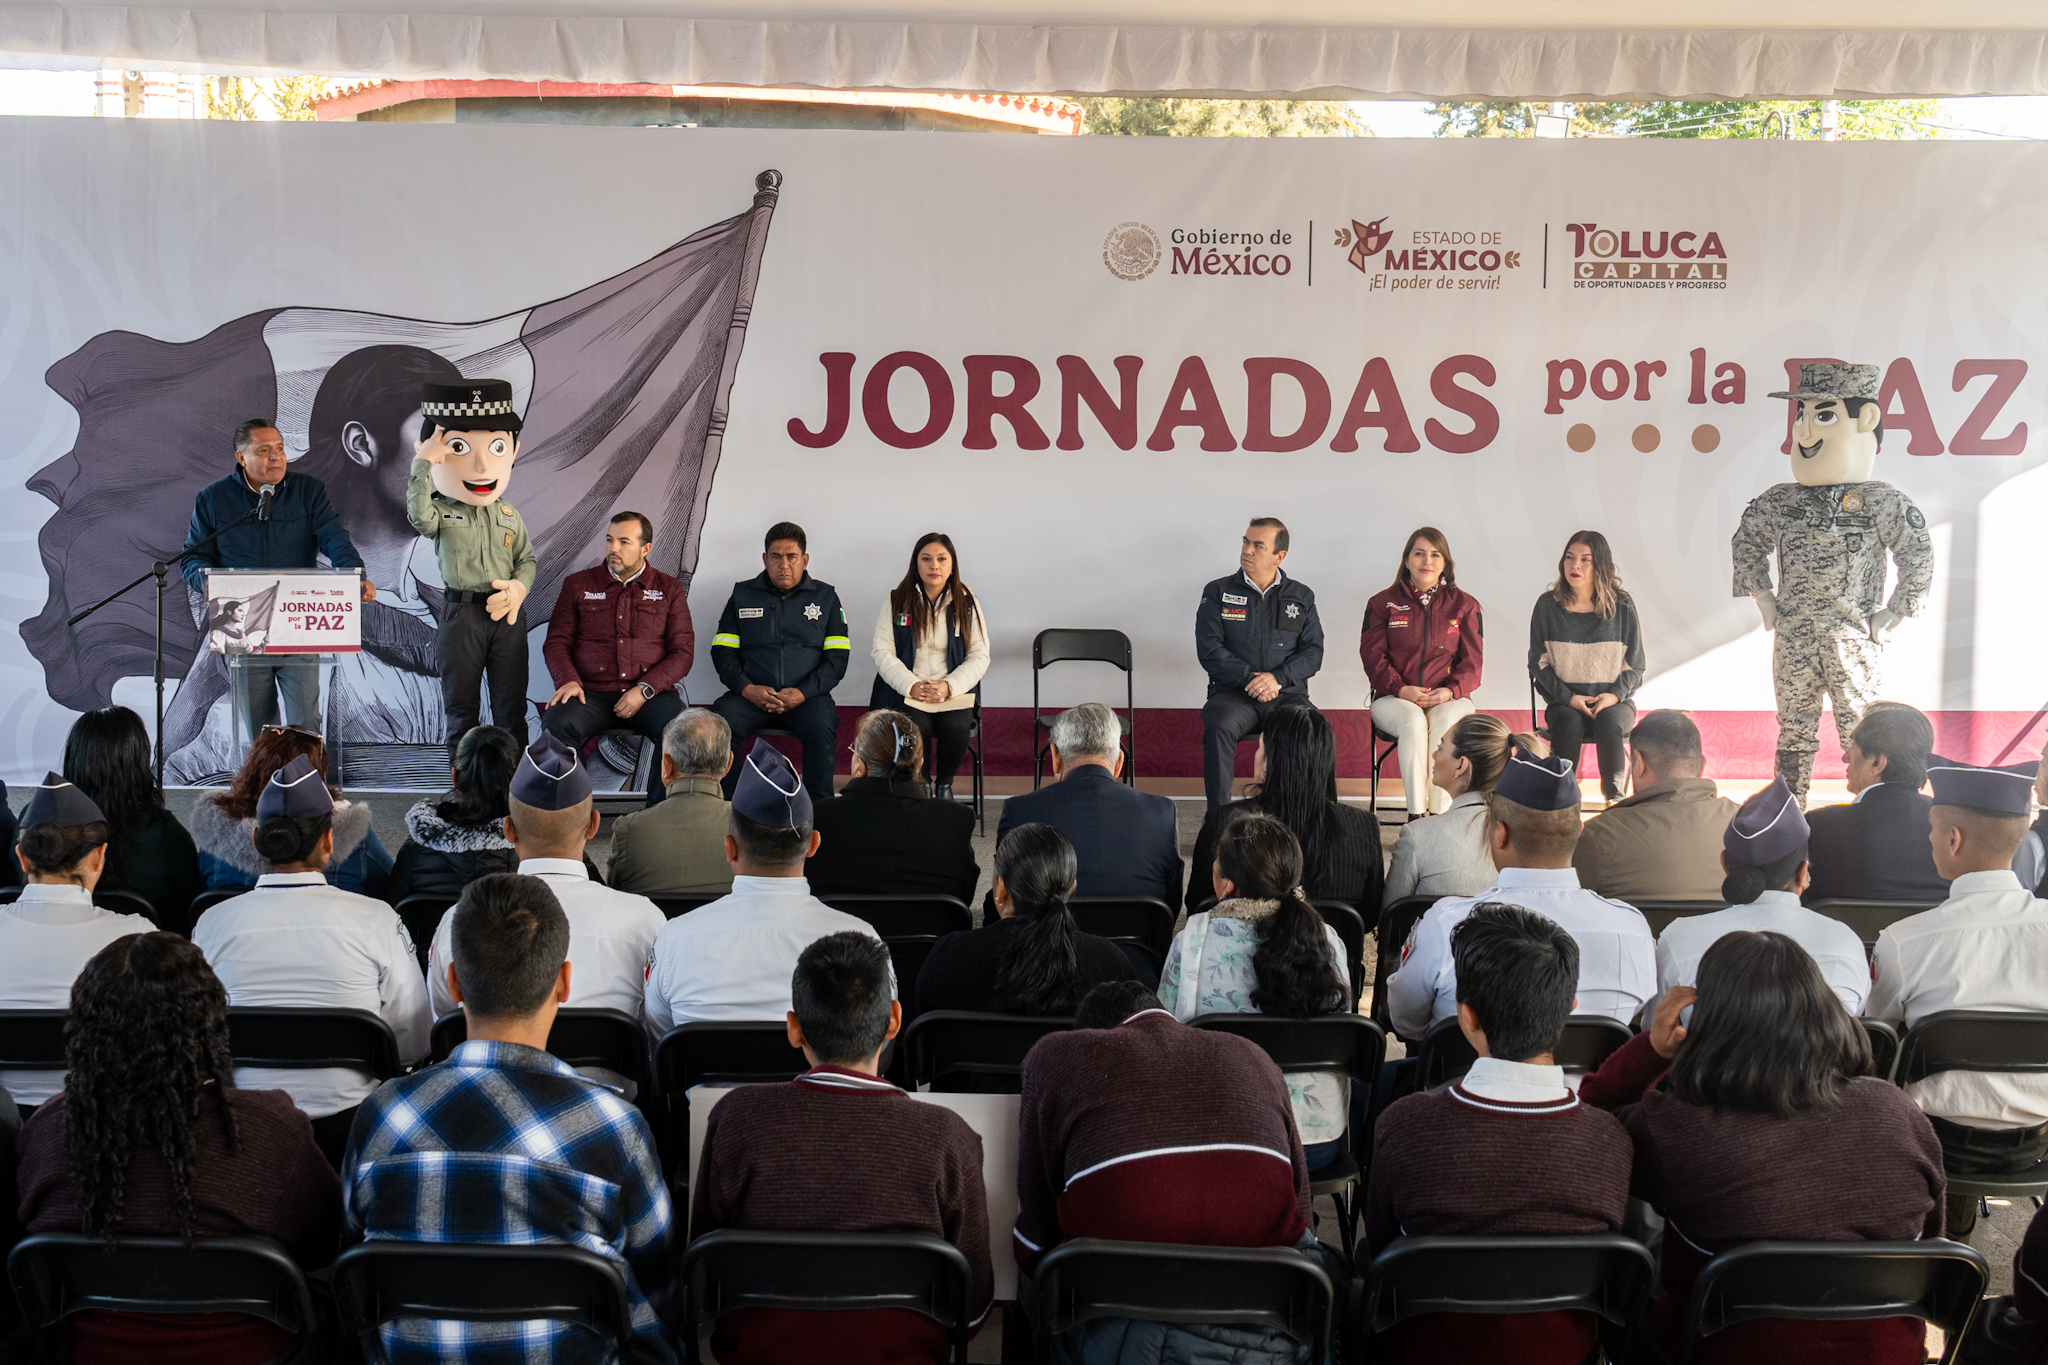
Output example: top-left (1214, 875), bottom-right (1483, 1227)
top-left (16, 933), bottom-right (341, 1365)
top-left (692, 931), bottom-right (993, 1364)
top-left (1580, 931), bottom-right (1945, 1365)
top-left (1367, 903), bottom-right (1632, 1365)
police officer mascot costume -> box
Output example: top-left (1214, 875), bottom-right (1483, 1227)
top-left (409, 379), bottom-right (538, 759)
top-left (1733, 363), bottom-right (1933, 806)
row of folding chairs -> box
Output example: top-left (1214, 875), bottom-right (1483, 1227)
top-left (2, 1224), bottom-right (2001, 1365)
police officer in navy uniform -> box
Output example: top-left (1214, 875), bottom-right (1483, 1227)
top-left (708, 522), bottom-right (850, 804)
top-left (1195, 517), bottom-right (1326, 808)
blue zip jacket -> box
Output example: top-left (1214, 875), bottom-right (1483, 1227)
top-left (709, 571), bottom-right (851, 700)
top-left (180, 470), bottom-right (364, 595)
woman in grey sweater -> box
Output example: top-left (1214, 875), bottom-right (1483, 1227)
top-left (1529, 531), bottom-right (1646, 804)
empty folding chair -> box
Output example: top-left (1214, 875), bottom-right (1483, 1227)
top-left (1030, 629), bottom-right (1136, 788)
top-left (902, 1010), bottom-right (1071, 1094)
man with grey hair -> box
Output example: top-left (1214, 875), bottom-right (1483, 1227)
top-left (995, 702), bottom-right (1182, 909)
top-left (607, 708), bottom-right (738, 898)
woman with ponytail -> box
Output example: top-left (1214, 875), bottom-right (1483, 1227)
top-left (1158, 811), bottom-right (1353, 1170)
top-left (1383, 713), bottom-right (1539, 907)
top-left (807, 709), bottom-right (979, 903)
top-left (17, 933), bottom-right (340, 1365)
top-left (1651, 776), bottom-right (1870, 1014)
top-left (385, 725), bottom-right (522, 903)
top-left (915, 822), bottom-right (1135, 1016)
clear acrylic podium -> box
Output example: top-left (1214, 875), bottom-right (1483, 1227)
top-left (206, 566), bottom-right (363, 768)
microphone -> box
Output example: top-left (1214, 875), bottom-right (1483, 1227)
top-left (258, 484), bottom-right (275, 522)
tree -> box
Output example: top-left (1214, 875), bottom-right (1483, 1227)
top-left (1425, 99), bottom-right (1941, 139)
top-left (204, 75), bottom-right (325, 121)
top-left (1079, 98), bottom-right (1368, 137)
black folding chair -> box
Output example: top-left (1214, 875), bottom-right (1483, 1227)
top-left (1862, 1017), bottom-right (1900, 1082)
top-left (902, 1010), bottom-right (1070, 1093)
top-left (961, 694), bottom-right (987, 835)
top-left (1896, 1010), bottom-right (2048, 1202)
top-left (1803, 897), bottom-right (1941, 951)
top-left (392, 893), bottom-right (455, 971)
top-left (9, 1233), bottom-right (321, 1360)
top-left (1031, 628), bottom-right (1135, 788)
top-left (653, 1021), bottom-right (810, 1186)
top-left (1676, 1239), bottom-right (1987, 1365)
top-left (1362, 1233), bottom-right (1657, 1358)
top-left (0, 1009), bottom-right (68, 1078)
top-left (822, 894), bottom-right (974, 1018)
top-left (1958, 1294), bottom-right (2039, 1365)
top-left (1068, 897), bottom-right (1175, 980)
top-left (1631, 900), bottom-right (1727, 936)
top-left (1371, 896), bottom-right (1439, 1030)
top-left (1362, 682), bottom-right (1404, 820)
top-left (334, 1241), bottom-right (632, 1363)
top-left (650, 895), bottom-right (721, 919)
top-left (1190, 1012), bottom-right (1387, 1265)
top-left (226, 1007), bottom-right (405, 1084)
top-left (429, 1007), bottom-right (654, 1098)
top-left (682, 1228), bottom-right (975, 1365)
top-left (1310, 900), bottom-right (1368, 1009)
top-left (187, 885), bottom-right (248, 929)
top-left (80, 888), bottom-right (160, 927)
top-left (1416, 1014), bottom-right (1635, 1090)
top-left (1028, 1238), bottom-right (1333, 1365)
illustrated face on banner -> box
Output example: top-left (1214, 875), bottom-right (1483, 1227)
top-left (1790, 398), bottom-right (1881, 486)
top-left (422, 426), bottom-right (519, 506)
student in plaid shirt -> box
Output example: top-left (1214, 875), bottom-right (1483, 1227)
top-left (343, 872), bottom-right (677, 1363)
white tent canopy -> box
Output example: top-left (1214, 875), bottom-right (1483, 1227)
top-left (3, 0), bottom-right (2046, 100)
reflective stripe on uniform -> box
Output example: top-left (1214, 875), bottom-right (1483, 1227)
top-left (822, 636), bottom-right (851, 650)
top-left (711, 633), bottom-right (741, 648)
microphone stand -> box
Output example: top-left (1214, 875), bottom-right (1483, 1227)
top-left (66, 500), bottom-right (266, 793)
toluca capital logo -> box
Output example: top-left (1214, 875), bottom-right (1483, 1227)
top-left (1565, 222), bottom-right (1728, 285)
top-left (1102, 222), bottom-right (1162, 281)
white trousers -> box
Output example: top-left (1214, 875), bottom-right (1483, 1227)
top-left (1370, 694), bottom-right (1476, 815)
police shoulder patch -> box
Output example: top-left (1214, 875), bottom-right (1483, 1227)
top-left (1906, 505), bottom-right (1927, 530)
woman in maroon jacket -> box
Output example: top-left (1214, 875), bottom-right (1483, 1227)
top-left (1362, 527), bottom-right (1485, 816)
top-left (1581, 931), bottom-right (1945, 1365)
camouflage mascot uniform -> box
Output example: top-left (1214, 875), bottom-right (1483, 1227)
top-left (1731, 362), bottom-right (1933, 806)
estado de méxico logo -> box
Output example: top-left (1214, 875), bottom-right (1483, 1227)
top-left (1337, 214), bottom-right (1521, 294)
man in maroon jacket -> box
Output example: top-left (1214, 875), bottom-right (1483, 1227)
top-left (541, 511), bottom-right (695, 802)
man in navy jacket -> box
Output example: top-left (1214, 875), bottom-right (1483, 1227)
top-left (1195, 518), bottom-right (1324, 808)
top-left (180, 417), bottom-right (370, 731)
top-left (1805, 702), bottom-right (1950, 905)
top-left (996, 703), bottom-right (1182, 911)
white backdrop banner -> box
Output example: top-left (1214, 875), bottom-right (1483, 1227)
top-left (1, 123), bottom-right (2042, 785)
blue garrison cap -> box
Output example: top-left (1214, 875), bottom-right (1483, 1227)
top-left (255, 754), bottom-right (334, 820)
top-left (509, 732), bottom-right (593, 811)
top-left (1928, 760), bottom-right (2036, 817)
top-left (22, 773), bottom-right (104, 829)
top-left (1724, 777), bottom-right (1809, 866)
top-left (1494, 748), bottom-right (1581, 811)
top-left (733, 739), bottom-right (813, 829)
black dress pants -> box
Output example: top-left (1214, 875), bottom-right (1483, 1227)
top-left (1930, 1113), bottom-right (2048, 1234)
top-left (1545, 700), bottom-right (1636, 796)
top-left (713, 690), bottom-right (840, 803)
top-left (904, 707), bottom-right (973, 784)
top-left (542, 688), bottom-right (687, 802)
top-left (440, 594), bottom-right (529, 760)
top-left (1200, 691), bottom-right (1312, 808)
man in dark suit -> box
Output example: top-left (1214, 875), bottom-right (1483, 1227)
top-left (996, 702), bottom-right (1182, 909)
top-left (1806, 701), bottom-right (1950, 903)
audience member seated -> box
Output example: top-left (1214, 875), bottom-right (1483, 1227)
top-left (995, 703), bottom-right (1182, 910)
top-left (1367, 904), bottom-right (1631, 1365)
top-left (1867, 759), bottom-right (2048, 1235)
top-left (1383, 713), bottom-right (1526, 908)
top-left (1388, 750), bottom-right (1654, 1040)
top-left (1160, 813), bottom-right (1352, 1169)
top-left (192, 755), bottom-right (430, 1163)
top-left (1572, 709), bottom-right (1737, 903)
top-left (1015, 980), bottom-right (1320, 1365)
top-left (0, 775), bottom-right (156, 1107)
top-left (807, 710), bottom-right (978, 903)
top-left (427, 736), bottom-right (663, 1045)
top-left (2005, 1202), bottom-right (2048, 1352)
top-left (62, 705), bottom-right (203, 924)
top-left (694, 932), bottom-right (993, 1364)
top-left (915, 822), bottom-right (1134, 1015)
top-left (1581, 932), bottom-right (1943, 1364)
top-left (19, 933), bottom-right (341, 1365)
top-left (190, 726), bottom-right (392, 899)
top-left (343, 874), bottom-right (675, 1362)
top-left (2021, 745), bottom-right (2048, 897)
top-left (1655, 777), bottom-right (1870, 1014)
top-left (645, 740), bottom-right (885, 1030)
top-left (1806, 702), bottom-right (1951, 903)
top-left (384, 725), bottom-right (520, 905)
top-left (0, 777), bottom-right (16, 892)
top-left (1185, 705), bottom-right (1382, 912)
top-left (606, 707), bottom-right (739, 899)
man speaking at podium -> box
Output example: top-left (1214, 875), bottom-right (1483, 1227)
top-left (180, 417), bottom-right (374, 730)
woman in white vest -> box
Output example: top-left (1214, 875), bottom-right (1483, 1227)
top-left (868, 532), bottom-right (990, 799)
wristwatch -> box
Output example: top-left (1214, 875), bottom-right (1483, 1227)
top-left (637, 682), bottom-right (656, 700)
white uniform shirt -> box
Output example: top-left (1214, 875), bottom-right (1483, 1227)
top-left (1656, 890), bottom-right (1871, 1015)
top-left (426, 858), bottom-right (666, 1020)
top-left (643, 874), bottom-right (887, 1032)
top-left (1386, 865), bottom-right (1656, 1040)
top-left (0, 884), bottom-right (155, 1105)
top-left (192, 871), bottom-right (432, 1117)
top-left (1867, 869), bottom-right (2048, 1128)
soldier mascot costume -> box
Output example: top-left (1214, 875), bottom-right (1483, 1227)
top-left (408, 378), bottom-right (538, 759)
top-left (1732, 362), bottom-right (1934, 806)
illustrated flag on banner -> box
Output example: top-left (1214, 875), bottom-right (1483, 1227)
top-left (21, 169), bottom-right (783, 751)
